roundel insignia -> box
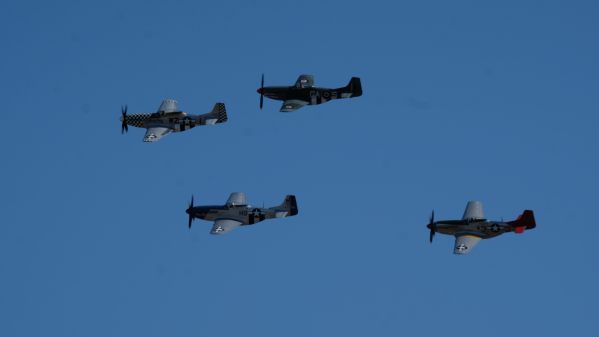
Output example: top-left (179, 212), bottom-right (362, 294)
top-left (323, 91), bottom-right (330, 98)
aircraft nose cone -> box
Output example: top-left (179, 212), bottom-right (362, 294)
top-left (426, 224), bottom-right (431, 229)
top-left (257, 88), bottom-right (262, 94)
top-left (185, 208), bottom-right (191, 215)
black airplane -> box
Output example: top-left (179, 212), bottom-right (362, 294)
top-left (257, 74), bottom-right (362, 112)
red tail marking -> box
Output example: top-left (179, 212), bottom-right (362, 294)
top-left (508, 210), bottom-right (536, 230)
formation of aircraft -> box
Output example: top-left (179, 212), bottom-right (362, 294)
top-left (120, 99), bottom-right (227, 142)
top-left (427, 201), bottom-right (536, 254)
top-left (117, 75), bottom-right (538, 252)
top-left (257, 74), bottom-right (363, 112)
top-left (185, 193), bottom-right (298, 234)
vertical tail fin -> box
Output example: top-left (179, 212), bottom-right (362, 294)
top-left (197, 103), bottom-right (227, 126)
top-left (343, 77), bottom-right (362, 97)
top-left (271, 195), bottom-right (298, 217)
top-left (207, 102), bottom-right (227, 124)
top-left (508, 210), bottom-right (536, 233)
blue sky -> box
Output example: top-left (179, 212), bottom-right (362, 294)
top-left (1, 0), bottom-right (598, 336)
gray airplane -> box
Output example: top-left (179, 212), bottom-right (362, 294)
top-left (427, 201), bottom-right (536, 254)
top-left (257, 74), bottom-right (362, 112)
top-left (185, 192), bottom-right (299, 234)
top-left (120, 99), bottom-right (227, 142)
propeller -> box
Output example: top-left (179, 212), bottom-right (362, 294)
top-left (259, 74), bottom-right (264, 110)
top-left (186, 195), bottom-right (194, 229)
top-left (121, 105), bottom-right (128, 134)
top-left (428, 210), bottom-right (436, 243)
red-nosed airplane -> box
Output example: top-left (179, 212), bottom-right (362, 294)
top-left (427, 201), bottom-right (536, 254)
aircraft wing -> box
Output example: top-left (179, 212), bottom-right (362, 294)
top-left (295, 74), bottom-right (314, 88)
top-left (143, 127), bottom-right (172, 142)
top-left (157, 99), bottom-right (179, 113)
top-left (280, 100), bottom-right (308, 112)
top-left (453, 234), bottom-right (482, 254)
top-left (210, 219), bottom-right (242, 235)
top-left (462, 201), bottom-right (485, 221)
top-left (226, 192), bottom-right (247, 206)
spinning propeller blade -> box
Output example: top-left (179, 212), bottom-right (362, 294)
top-left (121, 105), bottom-right (128, 134)
top-left (259, 74), bottom-right (264, 110)
top-left (186, 195), bottom-right (194, 229)
top-left (428, 210), bottom-right (436, 243)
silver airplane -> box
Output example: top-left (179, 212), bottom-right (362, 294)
top-left (185, 192), bottom-right (299, 234)
top-left (427, 201), bottom-right (536, 254)
top-left (120, 99), bottom-right (227, 142)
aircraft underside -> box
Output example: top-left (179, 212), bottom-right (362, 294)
top-left (436, 222), bottom-right (510, 239)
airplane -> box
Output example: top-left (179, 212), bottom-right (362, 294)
top-left (427, 201), bottom-right (536, 254)
top-left (120, 99), bottom-right (227, 142)
top-left (185, 192), bottom-right (299, 234)
top-left (257, 74), bottom-right (362, 112)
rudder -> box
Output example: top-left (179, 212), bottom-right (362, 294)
top-left (211, 103), bottom-right (228, 124)
top-left (508, 210), bottom-right (536, 231)
top-left (271, 195), bottom-right (298, 217)
top-left (345, 77), bottom-right (362, 97)
top-left (284, 195), bottom-right (299, 216)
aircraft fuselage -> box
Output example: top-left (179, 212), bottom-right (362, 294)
top-left (121, 111), bottom-right (217, 133)
top-left (430, 219), bottom-right (514, 239)
top-left (259, 86), bottom-right (351, 105)
top-left (187, 205), bottom-right (286, 226)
